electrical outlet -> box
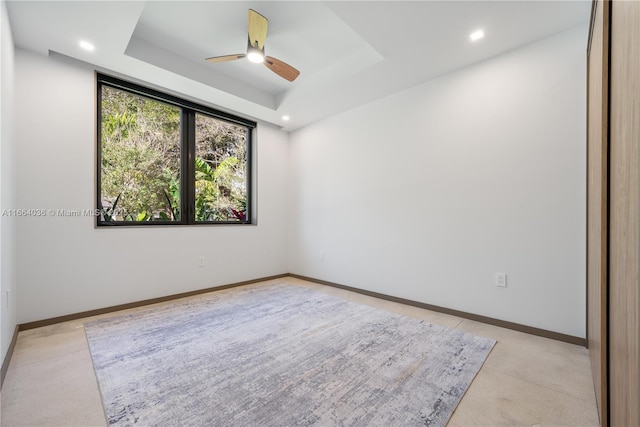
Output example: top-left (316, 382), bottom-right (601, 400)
top-left (198, 256), bottom-right (205, 267)
top-left (320, 251), bottom-right (326, 262)
top-left (496, 273), bottom-right (507, 287)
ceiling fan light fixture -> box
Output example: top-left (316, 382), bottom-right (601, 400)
top-left (247, 51), bottom-right (265, 64)
top-left (206, 9), bottom-right (299, 81)
top-left (247, 45), bottom-right (265, 63)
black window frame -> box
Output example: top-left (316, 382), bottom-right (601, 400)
top-left (96, 73), bottom-right (256, 227)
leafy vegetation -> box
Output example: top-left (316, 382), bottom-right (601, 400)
top-left (100, 87), bottom-right (248, 223)
top-left (194, 113), bottom-right (248, 221)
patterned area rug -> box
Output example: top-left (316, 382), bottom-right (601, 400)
top-left (85, 283), bottom-right (495, 426)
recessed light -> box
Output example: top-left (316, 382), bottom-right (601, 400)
top-left (470, 30), bottom-right (485, 42)
top-left (79, 40), bottom-right (95, 51)
top-left (282, 115), bottom-right (290, 121)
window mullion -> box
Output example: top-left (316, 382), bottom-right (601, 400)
top-left (245, 127), bottom-right (253, 224)
top-left (182, 110), bottom-right (196, 224)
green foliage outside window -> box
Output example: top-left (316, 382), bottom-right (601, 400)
top-left (100, 87), bottom-right (181, 221)
top-left (98, 80), bottom-right (251, 225)
top-left (195, 113), bottom-right (248, 222)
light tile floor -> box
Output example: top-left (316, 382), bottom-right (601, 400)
top-left (0, 277), bottom-right (600, 426)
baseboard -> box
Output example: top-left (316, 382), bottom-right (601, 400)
top-left (289, 273), bottom-right (587, 347)
top-left (1, 324), bottom-right (19, 389)
top-left (18, 274), bottom-right (289, 331)
top-left (14, 271), bottom-right (585, 345)
top-left (3, 271), bottom-right (585, 390)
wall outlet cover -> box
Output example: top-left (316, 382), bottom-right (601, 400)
top-left (496, 273), bottom-right (507, 287)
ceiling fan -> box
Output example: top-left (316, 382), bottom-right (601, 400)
top-left (205, 9), bottom-right (300, 82)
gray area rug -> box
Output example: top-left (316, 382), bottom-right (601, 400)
top-left (85, 283), bottom-right (495, 426)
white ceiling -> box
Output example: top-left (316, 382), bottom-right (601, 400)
top-left (6, 1), bottom-right (591, 132)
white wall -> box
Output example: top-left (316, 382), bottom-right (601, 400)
top-left (9, 24), bottom-right (588, 338)
top-left (14, 49), bottom-right (289, 323)
top-left (288, 26), bottom-right (587, 338)
top-left (1, 0), bottom-right (18, 364)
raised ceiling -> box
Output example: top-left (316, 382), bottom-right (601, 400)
top-left (6, 1), bottom-right (591, 131)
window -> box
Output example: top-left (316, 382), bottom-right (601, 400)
top-left (97, 74), bottom-right (255, 226)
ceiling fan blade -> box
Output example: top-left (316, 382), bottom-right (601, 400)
top-left (264, 56), bottom-right (300, 82)
top-left (205, 54), bottom-right (246, 63)
top-left (248, 9), bottom-right (268, 50)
